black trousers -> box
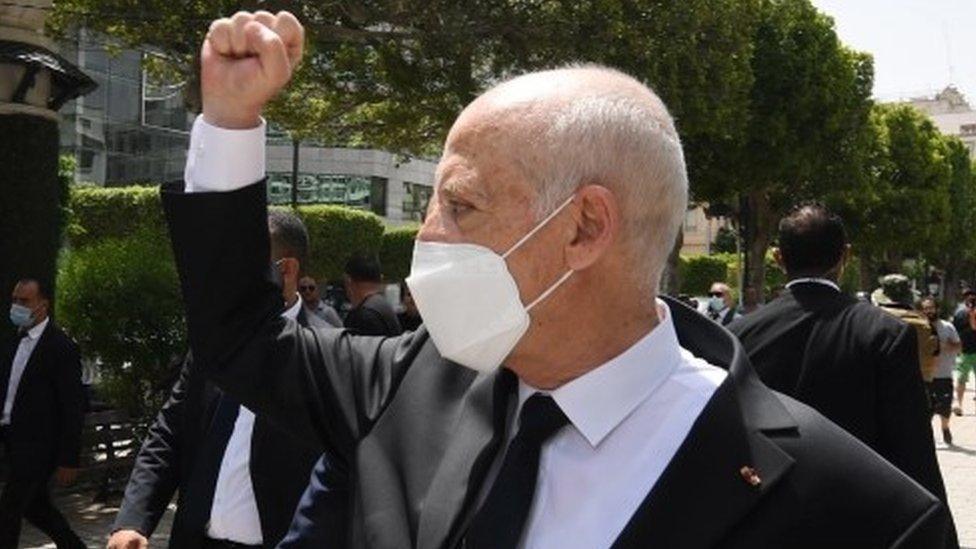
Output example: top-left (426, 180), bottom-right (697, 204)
top-left (0, 430), bottom-right (84, 549)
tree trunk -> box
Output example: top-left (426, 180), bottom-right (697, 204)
top-left (0, 115), bottom-right (65, 352)
top-left (742, 190), bottom-right (772, 304)
top-left (662, 227), bottom-right (684, 296)
top-left (859, 255), bottom-right (876, 293)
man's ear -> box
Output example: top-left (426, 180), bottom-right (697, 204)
top-left (279, 257), bottom-right (300, 281)
top-left (772, 248), bottom-right (787, 274)
top-left (565, 184), bottom-right (619, 271)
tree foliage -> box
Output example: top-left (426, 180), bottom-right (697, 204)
top-left (51, 0), bottom-right (757, 160)
top-left (694, 0), bottom-right (874, 296)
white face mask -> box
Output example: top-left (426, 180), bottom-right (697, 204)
top-left (406, 196), bottom-right (575, 373)
top-left (708, 296), bottom-right (725, 313)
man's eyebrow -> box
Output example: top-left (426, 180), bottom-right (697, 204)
top-left (439, 176), bottom-right (491, 206)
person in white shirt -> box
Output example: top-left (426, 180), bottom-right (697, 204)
top-left (108, 211), bottom-right (331, 549)
top-left (0, 278), bottom-right (85, 549)
top-left (922, 296), bottom-right (963, 445)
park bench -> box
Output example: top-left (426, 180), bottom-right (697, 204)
top-left (72, 409), bottom-right (143, 501)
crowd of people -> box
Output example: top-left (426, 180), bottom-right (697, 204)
top-left (0, 10), bottom-right (966, 549)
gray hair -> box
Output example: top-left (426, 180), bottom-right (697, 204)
top-left (268, 208), bottom-right (310, 272)
top-left (491, 65), bottom-right (689, 293)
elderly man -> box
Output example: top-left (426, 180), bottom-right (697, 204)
top-left (706, 282), bottom-right (740, 325)
top-left (163, 11), bottom-right (949, 548)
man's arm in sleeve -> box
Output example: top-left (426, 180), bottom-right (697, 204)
top-left (877, 323), bottom-right (958, 548)
top-left (163, 117), bottom-right (417, 462)
top-left (112, 357), bottom-right (192, 536)
top-left (55, 337), bottom-right (85, 468)
top-left (278, 454), bottom-right (348, 549)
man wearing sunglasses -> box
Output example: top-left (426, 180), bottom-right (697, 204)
top-left (706, 282), bottom-right (741, 326)
top-left (298, 276), bottom-right (343, 328)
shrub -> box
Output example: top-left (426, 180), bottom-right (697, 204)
top-left (380, 226), bottom-right (419, 282)
top-left (67, 185), bottom-right (166, 248)
top-left (679, 255), bottom-right (728, 296)
top-left (56, 230), bottom-right (186, 421)
top-left (293, 205), bottom-right (386, 281)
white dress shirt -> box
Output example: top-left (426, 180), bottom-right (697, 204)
top-left (2, 317), bottom-right (49, 425)
top-left (205, 288), bottom-right (303, 545)
top-left (184, 115), bottom-right (729, 548)
top-left (501, 301), bottom-right (727, 549)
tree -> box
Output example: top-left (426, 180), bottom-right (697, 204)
top-left (52, 1), bottom-right (757, 156)
top-left (52, 0), bottom-right (759, 295)
top-left (836, 104), bottom-right (952, 286)
top-left (692, 0), bottom-right (874, 298)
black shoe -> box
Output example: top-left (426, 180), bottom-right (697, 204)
top-left (943, 428), bottom-right (953, 445)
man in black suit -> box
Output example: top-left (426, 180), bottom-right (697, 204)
top-left (107, 211), bottom-right (332, 549)
top-left (342, 254), bottom-right (402, 337)
top-left (0, 278), bottom-right (85, 549)
top-left (166, 12), bottom-right (950, 548)
top-left (729, 203), bottom-right (955, 546)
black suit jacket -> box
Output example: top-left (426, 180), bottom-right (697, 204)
top-left (0, 321), bottom-right (84, 476)
top-left (345, 293), bottom-right (402, 336)
top-left (163, 181), bottom-right (948, 549)
top-left (728, 282), bottom-right (955, 546)
top-left (113, 306), bottom-right (327, 549)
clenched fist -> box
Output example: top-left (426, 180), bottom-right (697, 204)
top-left (107, 529), bottom-right (148, 549)
top-left (201, 10), bottom-right (304, 129)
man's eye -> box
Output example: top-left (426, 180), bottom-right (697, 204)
top-left (448, 200), bottom-right (473, 216)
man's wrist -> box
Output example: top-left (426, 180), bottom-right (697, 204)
top-left (202, 104), bottom-right (262, 130)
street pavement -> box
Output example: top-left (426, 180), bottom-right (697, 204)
top-left (18, 389), bottom-right (976, 548)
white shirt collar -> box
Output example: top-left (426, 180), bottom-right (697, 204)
top-left (785, 277), bottom-right (840, 292)
top-left (282, 295), bottom-right (303, 321)
top-left (23, 317), bottom-right (50, 340)
top-left (518, 299), bottom-right (683, 448)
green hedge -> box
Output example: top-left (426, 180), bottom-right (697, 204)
top-left (57, 230), bottom-right (185, 421)
top-left (67, 187), bottom-right (391, 282)
top-left (68, 185), bottom-right (166, 248)
top-left (380, 226), bottom-right (419, 282)
top-left (292, 205), bottom-right (386, 282)
top-left (678, 255), bottom-right (728, 295)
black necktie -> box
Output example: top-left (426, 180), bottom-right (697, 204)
top-left (465, 394), bottom-right (569, 549)
top-left (180, 392), bottom-right (241, 533)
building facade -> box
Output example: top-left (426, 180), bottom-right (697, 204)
top-left (905, 86), bottom-right (976, 155)
top-left (57, 30), bottom-right (437, 224)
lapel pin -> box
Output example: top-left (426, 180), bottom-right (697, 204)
top-left (739, 465), bottom-right (762, 487)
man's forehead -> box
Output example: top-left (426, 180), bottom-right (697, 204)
top-left (12, 281), bottom-right (37, 297)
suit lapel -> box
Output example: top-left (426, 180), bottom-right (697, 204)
top-left (611, 375), bottom-right (794, 548)
top-left (416, 368), bottom-right (515, 549)
top-left (608, 297), bottom-right (799, 548)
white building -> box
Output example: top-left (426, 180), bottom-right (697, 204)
top-left (905, 86), bottom-right (976, 155)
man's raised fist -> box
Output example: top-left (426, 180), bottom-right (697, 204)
top-left (201, 11), bottom-right (304, 129)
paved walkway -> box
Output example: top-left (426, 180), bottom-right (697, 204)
top-left (17, 389), bottom-right (976, 548)
top-left (939, 388), bottom-right (976, 549)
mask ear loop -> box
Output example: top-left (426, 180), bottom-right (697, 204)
top-left (502, 194), bottom-right (576, 259)
top-left (526, 269), bottom-right (574, 311)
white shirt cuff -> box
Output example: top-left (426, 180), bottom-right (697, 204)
top-left (184, 115), bottom-right (266, 193)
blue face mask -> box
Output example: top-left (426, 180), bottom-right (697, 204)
top-left (9, 304), bottom-right (34, 328)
